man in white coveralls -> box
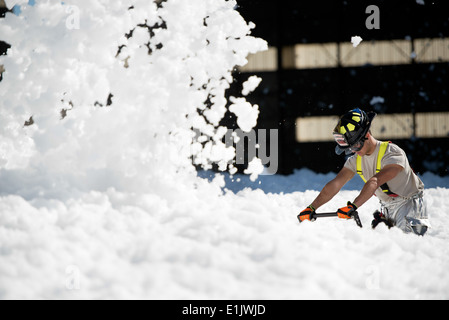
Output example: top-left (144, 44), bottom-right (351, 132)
top-left (297, 108), bottom-right (430, 236)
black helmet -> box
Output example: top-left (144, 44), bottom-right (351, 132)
top-left (333, 108), bottom-right (376, 155)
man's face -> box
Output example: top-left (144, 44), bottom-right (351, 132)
top-left (354, 135), bottom-right (369, 156)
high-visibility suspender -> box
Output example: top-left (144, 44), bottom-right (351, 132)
top-left (356, 141), bottom-right (398, 197)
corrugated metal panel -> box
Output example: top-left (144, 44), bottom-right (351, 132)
top-left (414, 38), bottom-right (449, 63)
top-left (239, 38), bottom-right (447, 72)
top-left (239, 47), bottom-right (278, 72)
top-left (294, 43), bottom-right (338, 69)
top-left (281, 46), bottom-right (296, 69)
top-left (340, 40), bottom-right (412, 67)
top-left (296, 113), bottom-right (449, 143)
top-left (296, 116), bottom-right (340, 142)
top-left (371, 114), bottom-right (414, 139)
top-left (415, 112), bottom-right (449, 138)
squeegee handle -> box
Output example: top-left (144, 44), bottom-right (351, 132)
top-left (313, 212), bottom-right (363, 228)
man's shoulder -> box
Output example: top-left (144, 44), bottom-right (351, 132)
top-left (383, 141), bottom-right (408, 167)
top-left (345, 153), bottom-right (358, 162)
top-left (386, 141), bottom-right (406, 155)
top-left (343, 153), bottom-right (358, 172)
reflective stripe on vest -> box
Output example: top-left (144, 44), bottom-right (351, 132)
top-left (356, 141), bottom-right (398, 197)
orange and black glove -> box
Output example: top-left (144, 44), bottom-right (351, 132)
top-left (298, 205), bottom-right (316, 223)
top-left (337, 201), bottom-right (358, 219)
